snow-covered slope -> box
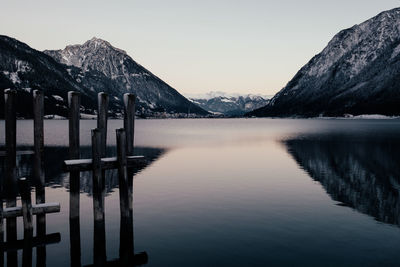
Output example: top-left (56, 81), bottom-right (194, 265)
top-left (249, 8), bottom-right (400, 117)
top-left (0, 35), bottom-right (98, 118)
top-left (187, 91), bottom-right (271, 116)
top-left (44, 37), bottom-right (208, 116)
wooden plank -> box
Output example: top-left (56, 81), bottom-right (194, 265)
top-left (63, 155), bottom-right (145, 171)
top-left (92, 128), bottom-right (107, 266)
top-left (97, 92), bottom-right (109, 157)
top-left (83, 252), bottom-right (148, 267)
top-left (0, 150), bottom-right (35, 157)
top-left (123, 93), bottom-right (135, 156)
top-left (0, 233), bottom-right (60, 252)
top-left (2, 203), bottom-right (60, 218)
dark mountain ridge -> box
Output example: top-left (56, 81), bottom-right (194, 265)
top-left (0, 35), bottom-right (207, 118)
top-left (248, 8), bottom-right (400, 117)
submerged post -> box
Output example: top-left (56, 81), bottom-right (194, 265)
top-left (92, 129), bottom-right (106, 266)
top-left (97, 92), bottom-right (109, 157)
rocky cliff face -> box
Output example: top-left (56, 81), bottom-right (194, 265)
top-left (44, 37), bottom-right (208, 116)
top-left (249, 8), bottom-right (400, 117)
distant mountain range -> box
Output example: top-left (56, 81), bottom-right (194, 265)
top-left (248, 8), bottom-right (400, 117)
top-left (0, 35), bottom-right (208, 118)
top-left (186, 91), bottom-right (271, 116)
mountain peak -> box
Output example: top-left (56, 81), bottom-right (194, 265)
top-left (80, 37), bottom-right (126, 54)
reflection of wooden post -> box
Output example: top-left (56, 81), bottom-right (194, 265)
top-left (5, 89), bottom-right (18, 267)
top-left (19, 179), bottom-right (33, 267)
top-left (116, 129), bottom-right (133, 263)
top-left (33, 90), bottom-right (46, 267)
top-left (19, 178), bottom-right (33, 237)
top-left (68, 91), bottom-right (82, 267)
top-left (92, 129), bottom-right (106, 267)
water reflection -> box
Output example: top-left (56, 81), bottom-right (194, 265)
top-left (284, 134), bottom-right (400, 226)
top-left (0, 146), bottom-right (165, 195)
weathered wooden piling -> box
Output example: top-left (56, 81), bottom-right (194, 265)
top-left (4, 89), bottom-right (18, 267)
top-left (123, 93), bottom-right (135, 258)
top-left (67, 91), bottom-right (80, 195)
top-left (116, 129), bottom-right (128, 217)
top-left (97, 93), bottom-right (109, 157)
top-left (123, 93), bottom-right (135, 156)
top-left (92, 129), bottom-right (106, 266)
top-left (33, 90), bottom-right (45, 205)
top-left (68, 91), bottom-right (82, 267)
top-left (33, 90), bottom-right (47, 267)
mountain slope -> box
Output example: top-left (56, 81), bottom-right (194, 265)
top-left (187, 91), bottom-right (270, 116)
top-left (44, 38), bottom-right (208, 116)
top-left (248, 8), bottom-right (400, 117)
top-left (0, 35), bottom-right (97, 118)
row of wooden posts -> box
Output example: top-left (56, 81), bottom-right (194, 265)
top-left (1, 89), bottom-right (147, 266)
top-left (1, 89), bottom-right (61, 267)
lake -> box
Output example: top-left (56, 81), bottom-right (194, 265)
top-left (1, 118), bottom-right (400, 266)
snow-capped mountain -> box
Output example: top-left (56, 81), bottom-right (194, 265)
top-left (44, 37), bottom-right (208, 117)
top-left (0, 35), bottom-right (207, 118)
top-left (0, 35), bottom-right (98, 118)
top-left (187, 91), bottom-right (271, 116)
top-left (248, 8), bottom-right (400, 117)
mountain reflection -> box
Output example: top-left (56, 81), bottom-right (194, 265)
top-left (284, 134), bottom-right (400, 226)
top-left (0, 146), bottom-right (165, 195)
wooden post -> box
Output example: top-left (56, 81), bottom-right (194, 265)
top-left (97, 92), bottom-right (109, 157)
top-left (68, 91), bottom-right (81, 217)
top-left (68, 91), bottom-right (81, 267)
top-left (116, 129), bottom-right (133, 263)
top-left (33, 89), bottom-right (46, 267)
top-left (33, 90), bottom-right (45, 205)
top-left (123, 93), bottom-right (135, 156)
top-left (4, 89), bottom-right (18, 267)
top-left (92, 129), bottom-right (106, 267)
top-left (123, 93), bottom-right (135, 259)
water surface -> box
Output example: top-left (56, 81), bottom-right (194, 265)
top-left (1, 118), bottom-right (400, 266)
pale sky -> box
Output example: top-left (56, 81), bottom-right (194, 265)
top-left (1, 1), bottom-right (399, 95)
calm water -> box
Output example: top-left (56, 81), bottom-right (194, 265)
top-left (1, 118), bottom-right (400, 266)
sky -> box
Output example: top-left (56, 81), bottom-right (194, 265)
top-left (0, 1), bottom-right (399, 96)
